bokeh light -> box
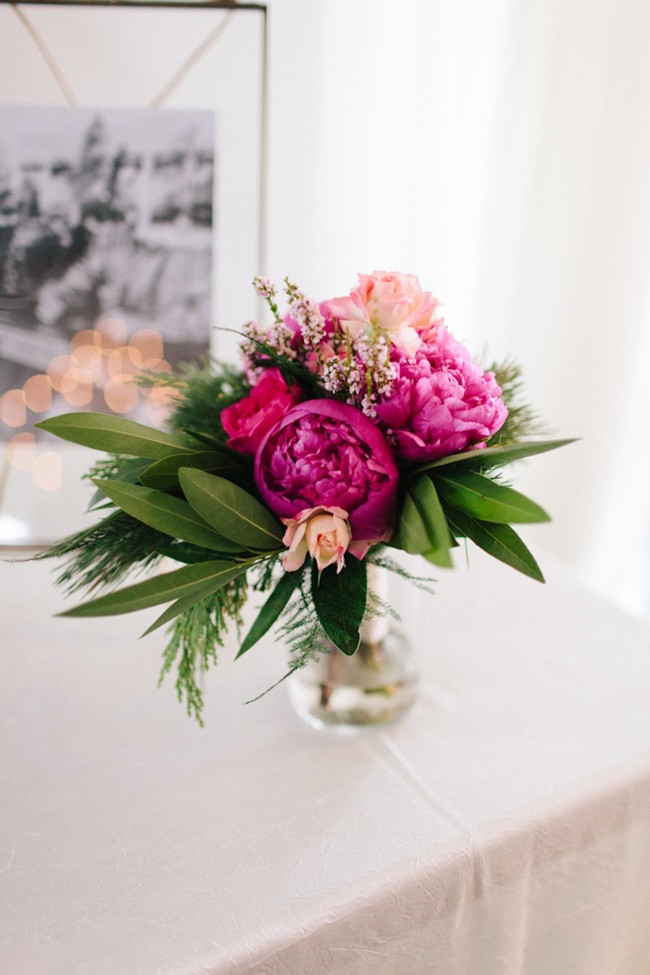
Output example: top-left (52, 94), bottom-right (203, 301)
top-left (103, 379), bottom-right (139, 414)
top-left (31, 451), bottom-right (63, 491)
top-left (7, 432), bottom-right (36, 471)
top-left (23, 375), bottom-right (52, 413)
top-left (62, 382), bottom-right (93, 407)
top-left (129, 328), bottom-right (164, 367)
top-left (95, 316), bottom-right (128, 349)
top-left (2, 320), bottom-right (174, 490)
top-left (0, 389), bottom-right (27, 427)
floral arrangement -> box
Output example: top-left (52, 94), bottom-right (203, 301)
top-left (37, 271), bottom-right (571, 722)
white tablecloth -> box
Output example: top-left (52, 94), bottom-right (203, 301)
top-left (1, 549), bottom-right (650, 974)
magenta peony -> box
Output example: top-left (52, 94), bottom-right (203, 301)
top-left (254, 399), bottom-right (399, 544)
top-left (374, 327), bottom-right (507, 463)
top-left (220, 368), bottom-right (301, 456)
top-left (324, 270), bottom-right (442, 357)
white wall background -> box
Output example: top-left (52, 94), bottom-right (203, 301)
top-left (265, 0), bottom-right (650, 618)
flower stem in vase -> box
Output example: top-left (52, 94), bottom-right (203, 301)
top-left (289, 564), bottom-right (418, 732)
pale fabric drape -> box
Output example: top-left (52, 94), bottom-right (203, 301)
top-left (3, 553), bottom-right (650, 974)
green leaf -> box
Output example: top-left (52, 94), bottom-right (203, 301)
top-left (92, 479), bottom-right (244, 553)
top-left (236, 570), bottom-right (302, 658)
top-left (35, 413), bottom-right (193, 459)
top-left (434, 470), bottom-right (549, 523)
top-left (155, 541), bottom-right (225, 564)
top-left (139, 451), bottom-right (240, 492)
top-left (422, 548), bottom-right (452, 567)
top-left (410, 438), bottom-right (577, 475)
top-left (59, 560), bottom-right (248, 618)
top-left (87, 458), bottom-right (151, 511)
top-left (184, 429), bottom-right (225, 449)
top-left (391, 490), bottom-right (431, 554)
top-left (392, 479), bottom-right (454, 562)
top-left (179, 468), bottom-right (282, 551)
top-left (183, 432), bottom-right (251, 467)
top-left (312, 556), bottom-right (367, 656)
top-left (141, 566), bottom-right (249, 636)
top-left (410, 476), bottom-right (454, 567)
top-left (446, 508), bottom-right (545, 582)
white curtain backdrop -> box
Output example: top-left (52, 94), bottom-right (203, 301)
top-left (266, 0), bottom-right (650, 617)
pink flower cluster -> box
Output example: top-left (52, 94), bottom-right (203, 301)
top-left (255, 400), bottom-right (398, 546)
top-left (325, 270), bottom-right (442, 357)
top-left (220, 369), bottom-right (300, 456)
top-left (375, 327), bottom-right (508, 463)
top-left (218, 271), bottom-right (507, 572)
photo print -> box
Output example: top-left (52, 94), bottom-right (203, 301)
top-left (0, 104), bottom-right (215, 441)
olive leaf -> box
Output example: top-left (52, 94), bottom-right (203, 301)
top-left (312, 557), bottom-right (367, 656)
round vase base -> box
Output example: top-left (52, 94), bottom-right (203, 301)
top-left (287, 628), bottom-right (417, 732)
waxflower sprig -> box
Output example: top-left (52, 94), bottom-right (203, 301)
top-left (36, 271), bottom-right (573, 721)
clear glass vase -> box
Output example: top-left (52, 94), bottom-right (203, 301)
top-left (287, 565), bottom-right (418, 732)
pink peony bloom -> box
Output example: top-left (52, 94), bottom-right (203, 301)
top-left (324, 270), bottom-right (442, 357)
top-left (374, 327), bottom-right (507, 463)
top-left (254, 399), bottom-right (399, 544)
top-left (220, 368), bottom-right (301, 456)
top-left (282, 506), bottom-right (351, 573)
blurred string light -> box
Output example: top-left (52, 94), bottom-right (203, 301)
top-left (0, 318), bottom-right (179, 491)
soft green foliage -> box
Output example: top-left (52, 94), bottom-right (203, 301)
top-left (179, 469), bottom-right (283, 550)
top-left (392, 478), bottom-right (455, 565)
top-left (34, 400), bottom-right (286, 722)
top-left (246, 559), bottom-right (374, 702)
top-left (392, 490), bottom-right (431, 555)
top-left (35, 351), bottom-right (572, 724)
top-left (158, 577), bottom-right (250, 725)
top-left (36, 413), bottom-right (193, 458)
top-left (84, 456), bottom-right (152, 510)
top-left (139, 450), bottom-right (242, 492)
top-left (92, 478), bottom-right (245, 553)
top-left (248, 576), bottom-right (327, 701)
top-left (311, 555), bottom-right (367, 656)
top-left (395, 462), bottom-right (553, 580)
top-left (59, 559), bottom-right (250, 618)
top-left (142, 568), bottom-right (249, 637)
top-left (410, 438), bottom-right (577, 476)
top-left (489, 359), bottom-right (545, 445)
top-left (243, 549), bottom-right (437, 701)
top-left (38, 510), bottom-right (166, 595)
top-left (444, 508), bottom-right (544, 581)
top-left (433, 470), bottom-right (550, 524)
top-left (409, 476), bottom-right (454, 567)
top-left (158, 361), bottom-right (249, 441)
top-left (368, 550), bottom-right (436, 596)
top-left (237, 570), bottom-right (302, 658)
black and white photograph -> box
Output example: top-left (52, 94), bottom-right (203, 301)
top-left (0, 104), bottom-right (215, 438)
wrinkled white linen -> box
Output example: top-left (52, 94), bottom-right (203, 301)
top-left (1, 552), bottom-right (649, 974)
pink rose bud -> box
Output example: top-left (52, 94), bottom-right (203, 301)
top-left (282, 506), bottom-right (351, 573)
top-left (324, 270), bottom-right (442, 357)
top-left (220, 368), bottom-right (301, 456)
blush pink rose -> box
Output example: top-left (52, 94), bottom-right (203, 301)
top-left (220, 368), bottom-right (301, 456)
top-left (282, 506), bottom-right (351, 573)
top-left (375, 327), bottom-right (508, 463)
top-left (324, 270), bottom-right (442, 357)
top-left (254, 399), bottom-right (399, 544)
